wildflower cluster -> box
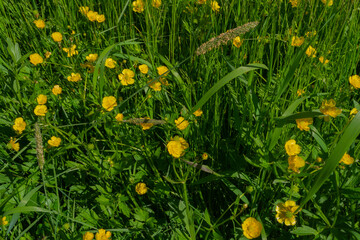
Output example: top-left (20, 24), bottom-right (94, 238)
top-left (79, 6), bottom-right (105, 23)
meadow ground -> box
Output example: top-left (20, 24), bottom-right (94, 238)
top-left (1, 0), bottom-right (360, 239)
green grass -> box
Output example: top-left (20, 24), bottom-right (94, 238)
top-left (1, 0), bottom-right (360, 239)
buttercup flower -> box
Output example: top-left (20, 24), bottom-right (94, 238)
top-left (105, 58), bottom-right (116, 69)
top-left (319, 56), bottom-right (329, 64)
top-left (320, 99), bottom-right (342, 118)
top-left (79, 6), bottom-right (89, 15)
top-left (87, 11), bottom-right (98, 22)
top-left (1, 216), bottom-right (8, 226)
top-left (30, 53), bottom-right (43, 66)
top-left (175, 117), bottom-right (189, 130)
top-left (350, 108), bottom-right (358, 116)
top-left (67, 73), bottom-right (81, 82)
top-left (193, 109), bottom-right (203, 117)
top-left (37, 94), bottom-right (47, 105)
top-left (135, 182), bottom-right (148, 195)
top-left (233, 36), bottom-right (243, 48)
top-left (48, 136), bottom-right (61, 147)
top-left (291, 36), bottom-right (304, 47)
top-left (340, 152), bottom-right (354, 165)
top-left (321, 0), bottom-right (333, 6)
top-left (34, 105), bottom-right (48, 116)
top-left (297, 89), bottom-right (305, 96)
top-left (285, 139), bottom-right (301, 156)
top-left (133, 0), bottom-right (145, 13)
top-left (96, 14), bottom-right (105, 23)
top-left (349, 75), bottom-right (360, 89)
top-left (148, 80), bottom-right (162, 91)
top-left (118, 69), bottom-right (135, 85)
top-left (102, 96), bottom-right (117, 111)
top-left (115, 113), bottom-right (124, 122)
top-left (95, 229), bottom-right (111, 240)
top-left (86, 53), bottom-right (98, 62)
top-left (157, 66), bottom-right (169, 76)
top-left (140, 117), bottom-right (154, 130)
top-left (51, 32), bottom-right (63, 42)
top-left (289, 0), bottom-right (300, 7)
top-left (9, 137), bottom-right (20, 152)
top-left (202, 152), bottom-right (209, 160)
top-left (167, 136), bottom-right (189, 158)
top-left (83, 231), bottom-right (94, 240)
top-left (52, 85), bottom-right (62, 95)
top-left (63, 45), bottom-right (78, 57)
top-left (288, 155), bottom-right (305, 173)
top-left (211, 1), bottom-right (220, 12)
top-left (306, 46), bottom-right (316, 58)
top-left (242, 217), bottom-right (262, 239)
top-left (152, 0), bottom-right (161, 8)
top-left (139, 64), bottom-right (149, 74)
top-left (33, 19), bottom-right (45, 29)
top-left (276, 200), bottom-right (300, 226)
top-left (45, 51), bottom-right (51, 58)
top-left (13, 117), bottom-right (26, 134)
top-left (295, 118), bottom-right (313, 131)
top-left (305, 31), bottom-right (317, 38)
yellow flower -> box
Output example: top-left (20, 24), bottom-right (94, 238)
top-left (140, 117), bottom-right (154, 130)
top-left (321, 0), bottom-right (333, 6)
top-left (51, 32), bottom-right (63, 42)
top-left (211, 1), bottom-right (220, 12)
top-left (289, 0), bottom-right (300, 7)
top-left (86, 53), bottom-right (98, 62)
top-left (105, 58), bottom-right (117, 69)
top-left (349, 75), bottom-right (360, 89)
top-left (135, 182), bottom-right (148, 195)
top-left (63, 45), bottom-right (78, 57)
top-left (295, 118), bottom-right (313, 131)
top-left (350, 108), bottom-right (358, 116)
top-left (202, 152), bottom-right (209, 160)
top-left (48, 136), bottom-right (61, 147)
top-left (193, 109), bottom-right (203, 117)
top-left (305, 46), bottom-right (316, 58)
top-left (37, 94), bottom-right (47, 105)
top-left (79, 6), bottom-right (89, 15)
top-left (275, 200), bottom-right (300, 226)
top-left (233, 36), bottom-right (243, 48)
top-left (133, 0), bottom-right (145, 13)
top-left (242, 217), bottom-right (262, 239)
top-left (340, 152), bottom-right (354, 165)
top-left (297, 89), bottom-right (305, 96)
top-left (52, 85), bottom-right (62, 95)
top-left (316, 157), bottom-right (322, 163)
top-left (291, 36), bottom-right (304, 47)
top-left (95, 229), bottom-right (111, 240)
top-left (102, 96), bottom-right (117, 111)
top-left (288, 155), bottom-right (305, 173)
top-left (96, 14), bottom-right (105, 23)
top-left (34, 105), bottom-right (48, 116)
top-left (157, 66), bottom-right (169, 76)
top-left (83, 231), bottom-right (94, 240)
top-left (319, 56), bottom-right (329, 64)
top-left (285, 139), bottom-right (301, 156)
top-left (1, 216), bottom-right (9, 226)
top-left (320, 99), bottom-right (342, 118)
top-left (118, 69), bottom-right (135, 86)
top-left (305, 31), bottom-right (317, 38)
top-left (33, 19), bottom-right (45, 29)
top-left (115, 113), bottom-right (124, 122)
top-left (87, 11), bottom-right (98, 22)
top-left (148, 80), bottom-right (162, 91)
top-left (139, 64), bottom-right (149, 74)
top-left (30, 53), bottom-right (43, 66)
top-left (67, 73), bottom-right (82, 82)
top-left (152, 0), bottom-right (161, 8)
top-left (175, 117), bottom-right (189, 130)
top-left (167, 136), bottom-right (189, 158)
top-left (45, 51), bottom-right (51, 58)
top-left (198, 0), bottom-right (206, 3)
top-left (8, 137), bottom-right (20, 152)
top-left (13, 117), bottom-right (26, 134)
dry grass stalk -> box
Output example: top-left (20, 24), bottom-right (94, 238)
top-left (195, 21), bottom-right (259, 56)
top-left (123, 118), bottom-right (166, 125)
top-left (35, 122), bottom-right (45, 171)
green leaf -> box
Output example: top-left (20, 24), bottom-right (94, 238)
top-left (310, 125), bottom-right (328, 153)
top-left (191, 63), bottom-right (267, 112)
top-left (291, 225), bottom-right (318, 236)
